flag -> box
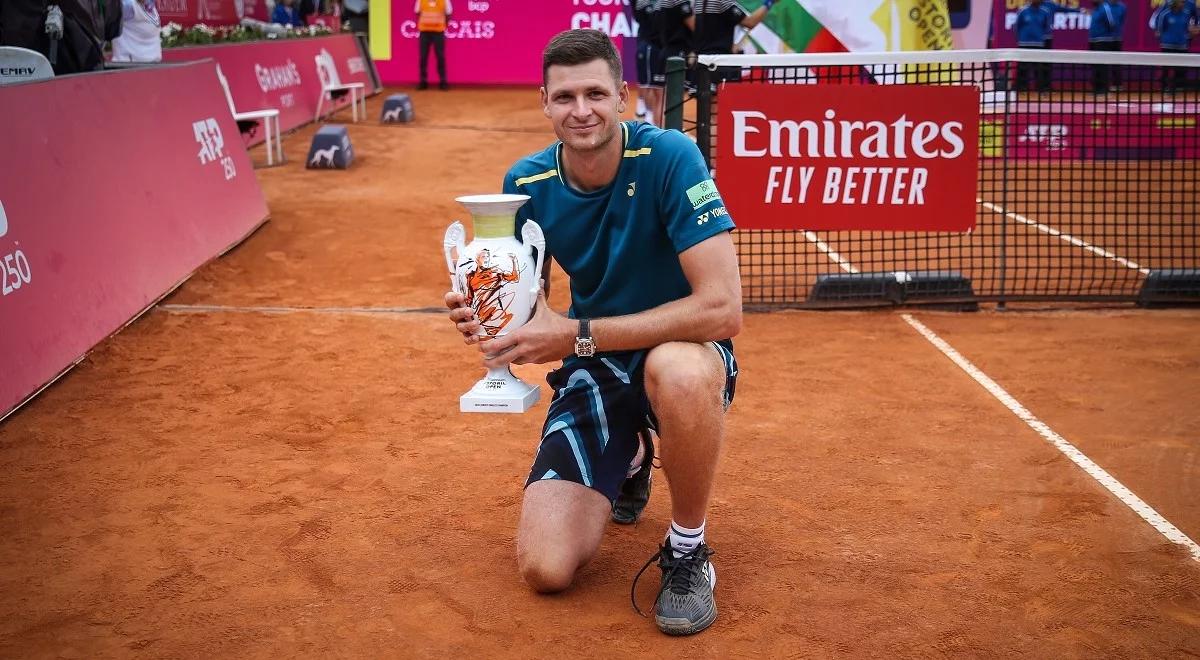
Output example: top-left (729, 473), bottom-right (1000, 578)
top-left (734, 0), bottom-right (957, 84)
top-left (737, 0), bottom-right (953, 54)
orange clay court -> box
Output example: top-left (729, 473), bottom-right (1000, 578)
top-left (0, 89), bottom-right (1198, 657)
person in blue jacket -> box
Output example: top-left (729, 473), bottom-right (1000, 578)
top-left (1148, 0), bottom-right (1197, 29)
top-left (1154, 0), bottom-right (1198, 92)
top-left (1012, 0), bottom-right (1082, 92)
top-left (271, 0), bottom-right (305, 27)
top-left (1088, 0), bottom-right (1126, 93)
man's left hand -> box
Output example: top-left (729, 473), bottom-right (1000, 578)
top-left (479, 284), bottom-right (575, 368)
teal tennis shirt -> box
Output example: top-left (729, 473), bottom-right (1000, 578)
top-left (502, 121), bottom-right (736, 320)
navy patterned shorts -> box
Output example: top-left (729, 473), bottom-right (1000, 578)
top-left (525, 340), bottom-right (737, 503)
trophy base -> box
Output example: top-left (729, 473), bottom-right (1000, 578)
top-left (460, 375), bottom-right (541, 414)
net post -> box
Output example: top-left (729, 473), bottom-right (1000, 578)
top-left (695, 64), bottom-right (713, 170)
top-left (664, 56), bottom-right (686, 131)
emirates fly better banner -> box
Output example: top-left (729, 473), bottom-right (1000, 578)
top-left (717, 83), bottom-right (979, 232)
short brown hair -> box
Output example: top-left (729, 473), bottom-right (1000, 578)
top-left (541, 29), bottom-right (623, 88)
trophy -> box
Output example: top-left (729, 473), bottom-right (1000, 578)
top-left (443, 194), bottom-right (545, 413)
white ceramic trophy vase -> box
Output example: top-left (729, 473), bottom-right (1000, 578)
top-left (443, 194), bottom-right (545, 413)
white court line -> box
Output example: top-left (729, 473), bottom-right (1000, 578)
top-left (978, 199), bottom-right (1151, 275)
top-left (903, 313), bottom-right (1200, 563)
top-left (800, 220), bottom-right (1199, 561)
top-left (802, 231), bottom-right (859, 274)
top-left (158, 304), bottom-right (443, 315)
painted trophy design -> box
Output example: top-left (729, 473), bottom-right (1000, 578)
top-left (443, 194), bottom-right (545, 413)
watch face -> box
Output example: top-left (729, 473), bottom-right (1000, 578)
top-left (575, 339), bottom-right (596, 357)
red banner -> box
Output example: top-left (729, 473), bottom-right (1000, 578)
top-left (157, 0), bottom-right (270, 27)
top-left (0, 61), bottom-right (268, 420)
top-left (161, 34), bottom-right (375, 146)
top-left (716, 83), bottom-right (980, 232)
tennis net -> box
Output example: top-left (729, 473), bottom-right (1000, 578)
top-left (666, 48), bottom-right (1200, 309)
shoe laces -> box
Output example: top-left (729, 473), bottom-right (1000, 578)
top-left (630, 543), bottom-right (714, 617)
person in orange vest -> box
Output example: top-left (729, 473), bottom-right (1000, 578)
top-left (415, 0), bottom-right (452, 90)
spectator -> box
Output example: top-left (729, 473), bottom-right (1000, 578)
top-left (271, 0), bottom-right (304, 27)
top-left (0, 0), bottom-right (53, 55)
top-left (1087, 0), bottom-right (1125, 94)
top-left (1154, 0), bottom-right (1198, 92)
top-left (110, 0), bottom-right (160, 62)
top-left (299, 0), bottom-right (316, 23)
top-left (1012, 0), bottom-right (1081, 92)
top-left (1148, 0), bottom-right (1196, 28)
top-left (343, 0), bottom-right (366, 34)
top-left (415, 0), bottom-right (451, 90)
top-left (0, 0), bottom-right (106, 74)
top-left (657, 0), bottom-right (694, 86)
top-left (691, 0), bottom-right (774, 84)
top-left (633, 0), bottom-right (662, 126)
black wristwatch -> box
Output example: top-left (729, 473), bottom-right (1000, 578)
top-left (574, 319), bottom-right (596, 357)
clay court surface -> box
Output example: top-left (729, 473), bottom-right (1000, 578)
top-left (1, 89), bottom-right (1199, 657)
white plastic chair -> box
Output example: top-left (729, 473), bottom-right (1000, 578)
top-left (215, 64), bottom-right (283, 166)
top-left (314, 50), bottom-right (366, 123)
top-left (0, 46), bottom-right (54, 85)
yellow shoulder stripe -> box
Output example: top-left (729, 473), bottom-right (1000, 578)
top-left (623, 147), bottom-right (653, 158)
top-left (514, 169), bottom-right (558, 186)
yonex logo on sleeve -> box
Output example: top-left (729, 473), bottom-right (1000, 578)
top-left (697, 206), bottom-right (728, 225)
top-left (686, 179), bottom-right (722, 210)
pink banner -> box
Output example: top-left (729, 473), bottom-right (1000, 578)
top-left (162, 34), bottom-right (377, 145)
top-left (377, 2), bottom-right (635, 85)
top-left (1003, 101), bottom-right (1200, 159)
top-left (991, 0), bottom-right (1200, 53)
top-left (0, 61), bottom-right (269, 420)
top-left (157, 0), bottom-right (270, 27)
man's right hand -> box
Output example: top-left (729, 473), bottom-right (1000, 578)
top-left (445, 291), bottom-right (482, 344)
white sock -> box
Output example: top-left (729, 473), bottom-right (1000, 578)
top-left (626, 439), bottom-right (646, 478)
top-left (667, 520), bottom-right (705, 558)
top-left (636, 96), bottom-right (647, 116)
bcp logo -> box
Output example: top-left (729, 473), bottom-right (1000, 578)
top-left (0, 200), bottom-right (7, 238)
top-left (193, 118), bottom-right (237, 180)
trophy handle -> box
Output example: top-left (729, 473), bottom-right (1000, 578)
top-left (443, 221), bottom-right (466, 294)
top-left (521, 219), bottom-right (546, 301)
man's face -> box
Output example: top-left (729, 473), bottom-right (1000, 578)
top-left (541, 59), bottom-right (629, 154)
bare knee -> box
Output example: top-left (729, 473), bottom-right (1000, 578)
top-left (645, 342), bottom-right (723, 403)
top-left (517, 550), bottom-right (578, 593)
top-left (516, 480), bottom-right (609, 594)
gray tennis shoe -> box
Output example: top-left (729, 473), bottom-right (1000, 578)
top-left (632, 541), bottom-right (717, 636)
